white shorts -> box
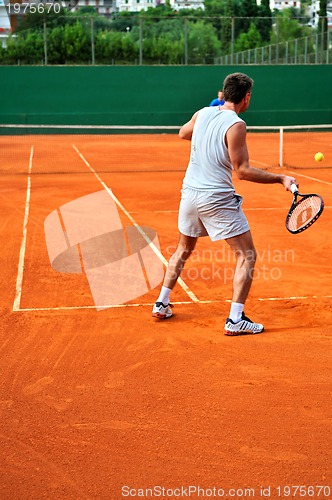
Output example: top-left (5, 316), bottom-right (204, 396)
top-left (178, 186), bottom-right (250, 241)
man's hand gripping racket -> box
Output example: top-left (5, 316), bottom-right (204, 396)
top-left (286, 183), bottom-right (324, 234)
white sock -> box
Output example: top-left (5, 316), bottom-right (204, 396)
top-left (156, 286), bottom-right (171, 305)
top-left (229, 302), bottom-right (244, 323)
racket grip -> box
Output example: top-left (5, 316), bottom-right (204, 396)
top-left (290, 183), bottom-right (298, 194)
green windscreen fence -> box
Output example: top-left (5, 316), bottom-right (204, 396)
top-left (0, 66), bottom-right (331, 127)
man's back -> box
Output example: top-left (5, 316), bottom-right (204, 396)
top-left (183, 107), bottom-right (243, 193)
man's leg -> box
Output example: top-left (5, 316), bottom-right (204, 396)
top-left (152, 233), bottom-right (197, 318)
top-left (224, 230), bottom-right (264, 335)
top-left (226, 230), bottom-right (256, 305)
top-left (164, 233), bottom-right (198, 289)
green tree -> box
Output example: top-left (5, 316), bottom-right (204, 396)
top-left (121, 32), bottom-right (139, 62)
top-left (15, 7), bottom-right (69, 32)
top-left (111, 12), bottom-right (139, 32)
top-left (234, 21), bottom-right (262, 51)
top-left (237, 0), bottom-right (259, 35)
top-left (47, 26), bottom-right (66, 64)
top-left (187, 20), bottom-right (221, 63)
top-left (256, 0), bottom-right (273, 42)
top-left (318, 0), bottom-right (328, 49)
top-left (5, 29), bottom-right (44, 63)
top-left (270, 9), bottom-right (314, 62)
top-left (62, 20), bottom-right (90, 62)
top-left (271, 8), bottom-right (311, 43)
top-left (141, 4), bottom-right (174, 18)
top-left (204, 0), bottom-right (226, 16)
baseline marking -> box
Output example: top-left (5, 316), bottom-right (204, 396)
top-left (72, 145), bottom-right (199, 303)
top-left (15, 295), bottom-right (332, 312)
top-left (13, 146), bottom-right (34, 312)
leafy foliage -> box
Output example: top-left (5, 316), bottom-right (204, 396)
top-left (0, 3), bottom-right (321, 65)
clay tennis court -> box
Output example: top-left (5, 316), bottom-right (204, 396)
top-left (1, 132), bottom-right (331, 499)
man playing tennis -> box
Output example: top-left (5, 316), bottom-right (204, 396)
top-left (152, 72), bottom-right (298, 335)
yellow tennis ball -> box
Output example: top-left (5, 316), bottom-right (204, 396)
top-left (314, 152), bottom-right (324, 162)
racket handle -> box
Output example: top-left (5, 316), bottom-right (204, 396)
top-left (290, 183), bottom-right (298, 194)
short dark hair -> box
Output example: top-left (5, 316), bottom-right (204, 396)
top-left (222, 73), bottom-right (253, 104)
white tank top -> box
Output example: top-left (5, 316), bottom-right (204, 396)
top-left (183, 107), bottom-right (244, 193)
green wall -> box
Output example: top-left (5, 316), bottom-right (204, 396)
top-left (0, 65), bottom-right (331, 127)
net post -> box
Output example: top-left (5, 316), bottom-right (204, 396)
top-left (279, 127), bottom-right (284, 167)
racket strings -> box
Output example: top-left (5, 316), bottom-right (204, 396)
top-left (288, 196), bottom-right (322, 231)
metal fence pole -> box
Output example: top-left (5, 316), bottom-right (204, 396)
top-left (91, 17), bottom-right (95, 65)
top-left (184, 17), bottom-right (188, 65)
top-left (315, 33), bottom-right (318, 63)
top-left (276, 18), bottom-right (279, 63)
top-left (43, 20), bottom-right (48, 65)
top-left (231, 17), bottom-right (235, 64)
top-left (321, 16), bottom-right (325, 63)
top-left (327, 29), bottom-right (330, 64)
top-left (305, 36), bottom-right (308, 63)
top-left (139, 18), bottom-right (143, 65)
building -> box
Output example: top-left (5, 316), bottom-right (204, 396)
top-left (256, 0), bottom-right (301, 10)
top-left (116, 0), bottom-right (203, 12)
top-left (269, 0), bottom-right (301, 10)
top-left (71, 0), bottom-right (204, 13)
top-left (116, 0), bottom-right (155, 13)
top-left (308, 0), bottom-right (332, 27)
top-left (0, 0), bottom-right (11, 47)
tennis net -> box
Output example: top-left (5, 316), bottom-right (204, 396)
top-left (0, 124), bottom-right (331, 175)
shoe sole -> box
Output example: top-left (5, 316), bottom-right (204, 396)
top-left (224, 328), bottom-right (264, 336)
top-left (152, 312), bottom-right (172, 319)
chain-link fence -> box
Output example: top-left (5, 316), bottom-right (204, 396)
top-left (0, 14), bottom-right (331, 65)
top-left (218, 32), bottom-right (331, 65)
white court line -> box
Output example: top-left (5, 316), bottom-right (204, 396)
top-left (13, 147), bottom-right (34, 312)
top-left (288, 170), bottom-right (332, 186)
top-left (129, 207), bottom-right (332, 214)
top-left (251, 158), bottom-right (332, 187)
top-left (12, 152), bottom-right (330, 313)
top-left (72, 145), bottom-right (199, 303)
top-left (15, 295), bottom-right (332, 312)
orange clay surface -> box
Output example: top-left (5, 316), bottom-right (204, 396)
top-left (0, 135), bottom-right (331, 499)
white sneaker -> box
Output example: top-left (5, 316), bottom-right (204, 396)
top-left (224, 312), bottom-right (264, 336)
top-left (152, 302), bottom-right (173, 319)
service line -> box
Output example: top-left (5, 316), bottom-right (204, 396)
top-left (72, 144), bottom-right (199, 304)
top-left (13, 146), bottom-right (34, 312)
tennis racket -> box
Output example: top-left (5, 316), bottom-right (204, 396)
top-left (286, 184), bottom-right (324, 234)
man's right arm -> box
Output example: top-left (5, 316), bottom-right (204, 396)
top-left (179, 111), bottom-right (199, 141)
top-left (227, 122), bottom-right (298, 192)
